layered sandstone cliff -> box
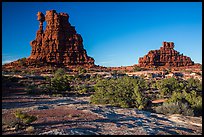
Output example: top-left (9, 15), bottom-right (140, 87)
top-left (138, 42), bottom-right (194, 68)
top-left (27, 10), bottom-right (94, 67)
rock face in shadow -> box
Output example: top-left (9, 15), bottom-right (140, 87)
top-left (27, 10), bottom-right (95, 67)
top-left (138, 42), bottom-right (194, 68)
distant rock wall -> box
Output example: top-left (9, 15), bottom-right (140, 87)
top-left (138, 42), bottom-right (194, 68)
top-left (28, 10), bottom-right (95, 67)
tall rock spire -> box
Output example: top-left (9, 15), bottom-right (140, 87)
top-left (28, 10), bottom-right (95, 67)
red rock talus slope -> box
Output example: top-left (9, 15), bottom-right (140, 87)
top-left (138, 42), bottom-right (194, 68)
top-left (27, 10), bottom-right (94, 67)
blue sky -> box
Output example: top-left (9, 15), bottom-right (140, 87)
top-left (2, 2), bottom-right (202, 67)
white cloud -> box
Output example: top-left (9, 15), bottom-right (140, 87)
top-left (99, 61), bottom-right (113, 64)
top-left (2, 59), bottom-right (16, 65)
top-left (2, 54), bottom-right (19, 65)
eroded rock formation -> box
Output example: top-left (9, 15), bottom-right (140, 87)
top-left (138, 42), bottom-right (194, 68)
top-left (27, 10), bottom-right (95, 67)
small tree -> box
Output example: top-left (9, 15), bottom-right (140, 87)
top-left (51, 76), bottom-right (70, 91)
top-left (50, 68), bottom-right (71, 92)
top-left (18, 57), bottom-right (27, 66)
top-left (90, 76), bottom-right (148, 109)
top-left (132, 85), bottom-right (145, 110)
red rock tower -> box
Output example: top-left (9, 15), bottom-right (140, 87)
top-left (28, 10), bottom-right (95, 67)
top-left (138, 41), bottom-right (194, 68)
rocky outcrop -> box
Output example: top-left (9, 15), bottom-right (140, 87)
top-left (27, 10), bottom-right (95, 67)
top-left (138, 42), bottom-right (194, 68)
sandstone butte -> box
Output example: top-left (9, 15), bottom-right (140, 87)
top-left (2, 10), bottom-right (200, 71)
top-left (4, 10), bottom-right (95, 69)
top-left (138, 41), bottom-right (195, 68)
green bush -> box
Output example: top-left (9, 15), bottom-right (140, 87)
top-left (75, 84), bottom-right (88, 94)
top-left (67, 75), bottom-right (75, 81)
top-left (90, 76), bottom-right (148, 109)
top-left (38, 83), bottom-right (52, 93)
top-left (155, 102), bottom-right (194, 116)
top-left (18, 57), bottom-right (27, 66)
top-left (51, 75), bottom-right (70, 91)
top-left (14, 110), bottom-right (37, 125)
top-left (156, 78), bottom-right (185, 97)
top-left (185, 78), bottom-right (202, 92)
top-left (38, 70), bottom-right (71, 94)
top-left (167, 90), bottom-right (202, 116)
top-left (25, 85), bottom-right (41, 95)
top-left (54, 68), bottom-right (66, 77)
top-left (183, 90), bottom-right (202, 111)
top-left (78, 88), bottom-right (88, 94)
top-left (49, 68), bottom-right (71, 92)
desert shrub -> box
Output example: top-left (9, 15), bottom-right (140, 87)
top-left (75, 84), bottom-right (95, 94)
top-left (25, 85), bottom-right (41, 95)
top-left (88, 86), bottom-right (95, 92)
top-left (78, 88), bottom-right (88, 94)
top-left (50, 68), bottom-right (71, 92)
top-left (155, 102), bottom-right (194, 116)
top-left (167, 91), bottom-right (183, 103)
top-left (88, 74), bottom-right (103, 83)
top-left (156, 77), bottom-right (185, 97)
top-left (67, 75), bottom-right (75, 81)
top-left (185, 78), bottom-right (202, 93)
top-left (38, 69), bottom-right (71, 93)
top-left (151, 81), bottom-right (158, 89)
top-left (51, 75), bottom-right (70, 91)
top-left (18, 57), bottom-right (27, 66)
top-left (183, 90), bottom-right (202, 114)
top-left (150, 77), bottom-right (202, 116)
top-left (75, 84), bottom-right (88, 93)
top-left (38, 83), bottom-right (52, 94)
top-left (14, 110), bottom-right (37, 125)
top-left (167, 90), bottom-right (202, 116)
top-left (134, 77), bottom-right (149, 90)
top-left (54, 68), bottom-right (66, 77)
top-left (133, 66), bottom-right (142, 72)
top-left (90, 76), bottom-right (148, 109)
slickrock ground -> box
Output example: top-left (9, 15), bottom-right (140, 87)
top-left (2, 87), bottom-right (202, 135)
